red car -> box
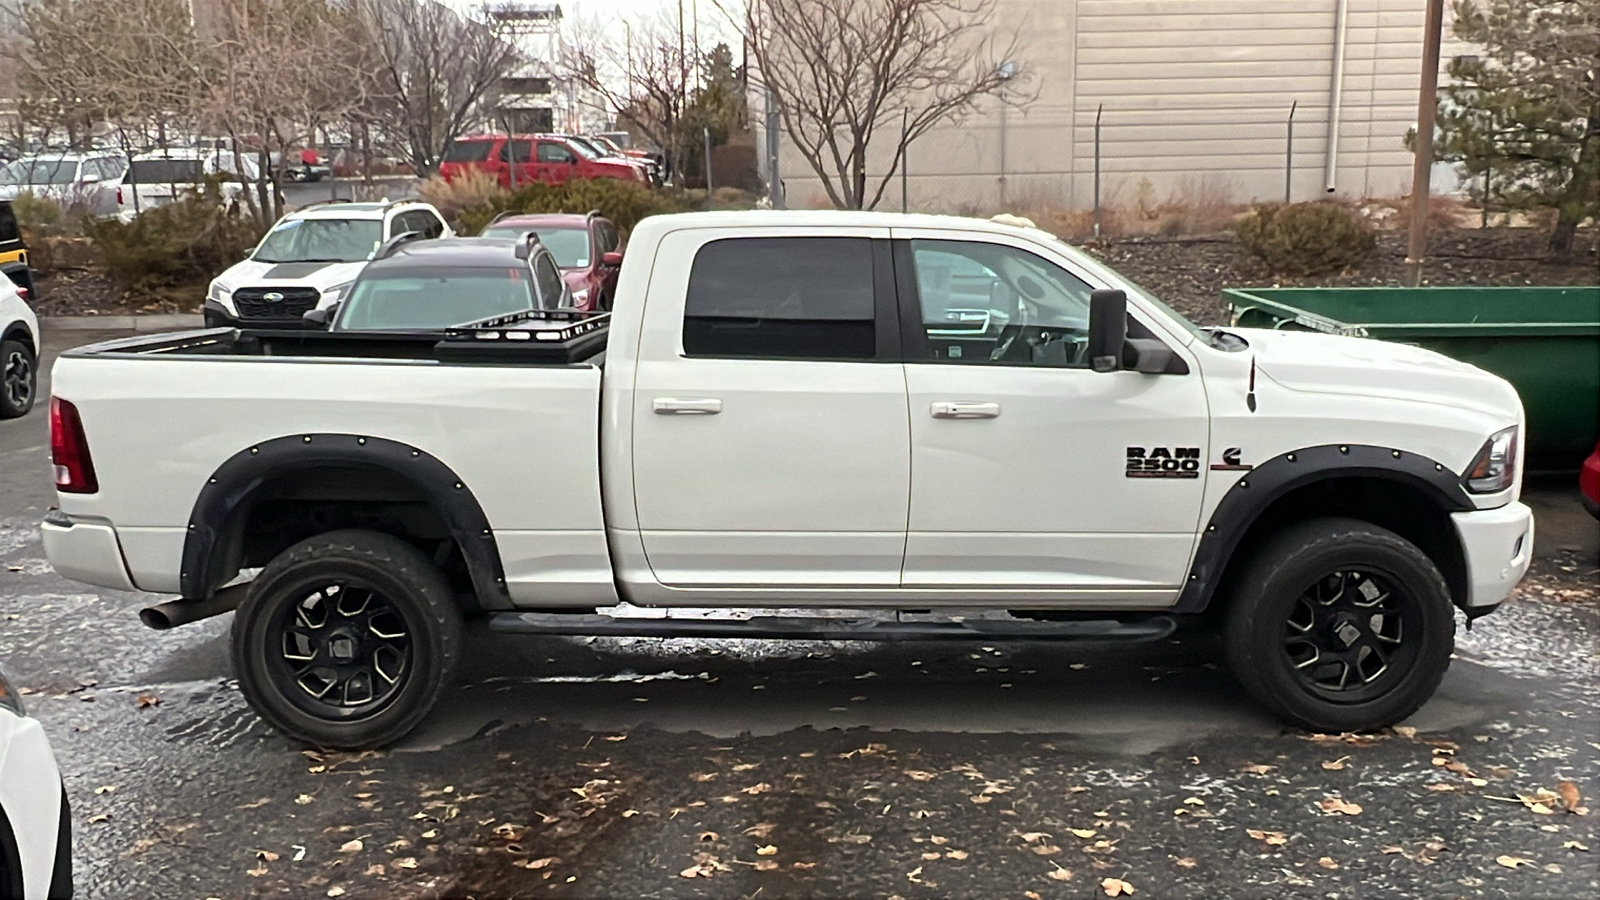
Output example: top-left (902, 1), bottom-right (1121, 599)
top-left (478, 211), bottom-right (624, 311)
top-left (439, 134), bottom-right (648, 188)
top-left (1581, 439), bottom-right (1600, 519)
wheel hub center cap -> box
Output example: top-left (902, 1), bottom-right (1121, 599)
top-left (1333, 617), bottom-right (1362, 648)
top-left (326, 630), bottom-right (359, 662)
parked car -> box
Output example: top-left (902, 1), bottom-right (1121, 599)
top-left (204, 199), bottom-right (452, 327)
top-left (0, 276), bottom-right (38, 419)
top-left (438, 134), bottom-right (649, 188)
top-left (1581, 440), bottom-right (1600, 519)
top-left (118, 147), bottom-right (258, 219)
top-left (0, 151), bottom-right (126, 217)
top-left (0, 660), bottom-right (72, 899)
top-left (478, 211), bottom-right (623, 310)
top-left (271, 148), bottom-right (332, 183)
top-left (0, 200), bottom-right (37, 302)
top-left (556, 134), bottom-right (655, 185)
top-left (311, 235), bottom-right (571, 331)
top-left (587, 134), bottom-right (663, 185)
top-left (44, 211), bottom-right (1533, 749)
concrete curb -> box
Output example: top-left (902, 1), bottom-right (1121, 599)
top-left (42, 314), bottom-right (204, 331)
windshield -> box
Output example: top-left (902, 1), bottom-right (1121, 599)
top-left (478, 225), bottom-right (590, 268)
top-left (335, 268), bottom-right (535, 331)
top-left (13, 158), bottom-right (79, 185)
top-left (563, 137), bottom-right (601, 159)
top-left (253, 218), bottom-right (383, 263)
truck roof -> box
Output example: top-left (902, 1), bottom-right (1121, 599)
top-left (635, 209), bottom-right (1056, 240)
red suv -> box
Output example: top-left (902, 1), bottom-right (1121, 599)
top-left (478, 211), bottom-right (623, 311)
top-left (439, 135), bottom-right (648, 188)
top-left (1581, 439), bottom-right (1600, 519)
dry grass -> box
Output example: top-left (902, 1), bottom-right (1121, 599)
top-left (418, 171), bottom-right (506, 222)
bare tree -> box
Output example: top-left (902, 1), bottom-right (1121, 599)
top-left (729, 0), bottom-right (1028, 209)
top-left (353, 0), bottom-right (518, 175)
top-left (561, 9), bottom-right (694, 178)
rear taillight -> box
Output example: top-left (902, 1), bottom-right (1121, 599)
top-left (116, 186), bottom-right (124, 205)
top-left (50, 397), bottom-right (98, 493)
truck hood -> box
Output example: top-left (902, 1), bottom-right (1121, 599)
top-left (1239, 327), bottom-right (1521, 418)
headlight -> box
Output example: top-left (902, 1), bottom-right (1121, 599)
top-left (571, 287), bottom-right (591, 304)
top-left (208, 283), bottom-right (231, 304)
top-left (0, 662), bottom-right (25, 717)
top-left (1463, 426), bottom-right (1518, 494)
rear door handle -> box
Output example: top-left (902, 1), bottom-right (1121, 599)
top-left (653, 398), bottom-right (723, 415)
top-left (931, 401), bottom-right (1001, 419)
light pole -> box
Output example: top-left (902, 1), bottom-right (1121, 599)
top-left (996, 61), bottom-right (1016, 209)
top-left (1406, 0), bottom-right (1447, 277)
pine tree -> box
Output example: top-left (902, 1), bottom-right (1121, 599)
top-left (1435, 0), bottom-right (1599, 257)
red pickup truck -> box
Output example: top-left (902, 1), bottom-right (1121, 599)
top-left (439, 134), bottom-right (648, 188)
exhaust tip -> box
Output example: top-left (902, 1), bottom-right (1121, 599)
top-left (139, 606), bottom-right (174, 630)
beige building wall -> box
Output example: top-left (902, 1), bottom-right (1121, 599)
top-left (769, 0), bottom-right (1450, 213)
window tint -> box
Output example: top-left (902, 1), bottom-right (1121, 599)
top-left (532, 253), bottom-right (565, 308)
top-left (0, 204), bottom-right (20, 243)
top-left (499, 139), bottom-right (534, 163)
top-left (443, 140), bottom-right (493, 163)
top-left (129, 159), bottom-right (205, 184)
top-left (683, 237), bottom-right (876, 360)
top-left (596, 221), bottom-right (619, 254)
top-left (910, 240), bottom-right (1095, 368)
top-left (537, 142), bottom-right (575, 164)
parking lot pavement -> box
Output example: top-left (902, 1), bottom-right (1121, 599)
top-left (2, 325), bottom-right (1596, 899)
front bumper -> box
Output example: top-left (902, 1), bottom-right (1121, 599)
top-left (0, 713), bottom-right (70, 900)
top-left (1451, 501), bottom-right (1534, 610)
top-left (41, 509), bottom-right (137, 592)
top-left (202, 299), bottom-right (244, 329)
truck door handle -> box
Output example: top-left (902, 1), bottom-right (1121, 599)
top-left (653, 398), bottom-right (723, 415)
top-left (931, 401), bottom-right (1001, 419)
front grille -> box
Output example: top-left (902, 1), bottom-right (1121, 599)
top-left (233, 286), bottom-right (320, 322)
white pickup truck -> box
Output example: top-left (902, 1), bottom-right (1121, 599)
top-left (43, 211), bottom-right (1532, 748)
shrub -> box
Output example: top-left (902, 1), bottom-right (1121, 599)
top-left (1235, 202), bottom-right (1375, 275)
top-left (418, 170), bottom-right (504, 222)
top-left (458, 176), bottom-right (689, 237)
top-left (83, 181), bottom-right (264, 304)
top-left (11, 191), bottom-right (65, 232)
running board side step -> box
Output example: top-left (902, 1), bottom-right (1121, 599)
top-left (487, 611), bottom-right (1177, 642)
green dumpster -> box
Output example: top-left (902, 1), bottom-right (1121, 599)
top-left (1222, 286), bottom-right (1600, 469)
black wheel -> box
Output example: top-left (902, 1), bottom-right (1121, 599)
top-left (1224, 517), bottom-right (1454, 732)
top-left (0, 338), bottom-right (35, 419)
top-left (232, 529), bottom-right (462, 748)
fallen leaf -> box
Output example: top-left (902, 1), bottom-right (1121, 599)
top-left (94, 785), bottom-right (117, 795)
top-left (1175, 857), bottom-right (1196, 868)
top-left (690, 773), bottom-right (716, 782)
top-left (1322, 756), bottom-right (1351, 771)
top-left (731, 763), bottom-right (758, 772)
top-left (1426, 783), bottom-right (1457, 792)
top-left (921, 851), bottom-right (940, 861)
top-left (1393, 725), bottom-right (1417, 739)
top-left (420, 829), bottom-right (438, 839)
top-left (135, 693), bottom-right (161, 708)
top-left (338, 840), bottom-right (362, 854)
top-left (679, 865), bottom-right (706, 879)
top-left (393, 857), bottom-right (418, 870)
top-left (741, 782), bottom-right (773, 795)
top-left (364, 864), bottom-right (385, 876)
top-left (946, 849), bottom-right (968, 860)
top-left (247, 864), bottom-right (268, 878)
top-left (1245, 829), bottom-right (1287, 846)
top-left (326, 889), bottom-right (345, 898)
top-left (743, 823), bottom-right (776, 838)
top-left (1048, 867), bottom-right (1073, 882)
top-left (1318, 797), bottom-right (1362, 816)
top-left (525, 857), bottom-right (556, 869)
top-left (1558, 781), bottom-right (1581, 812)
top-left (756, 845), bottom-right (777, 857)
top-left (904, 770), bottom-right (937, 781)
top-left (1019, 832), bottom-right (1052, 843)
top-left (1102, 876), bottom-right (1136, 896)
top-left (829, 833), bottom-right (872, 845)
top-left (87, 814), bottom-right (109, 824)
top-left (1562, 841), bottom-right (1588, 851)
top-left (1070, 828), bottom-right (1098, 839)
top-left (292, 846), bottom-right (307, 862)
top-left (906, 865), bottom-right (923, 881)
top-left (792, 861), bottom-right (817, 869)
top-left (255, 850), bottom-right (279, 862)
top-left (1318, 857), bottom-right (1339, 870)
top-left (929, 835), bottom-right (949, 845)
top-left (1239, 764), bottom-right (1276, 775)
top-left (1030, 843), bottom-right (1062, 856)
top-left (294, 794), bottom-right (314, 806)
top-left (604, 734), bottom-right (627, 742)
top-left (1182, 797), bottom-right (1205, 806)
top-left (1496, 855), bottom-right (1534, 869)
top-left (755, 860), bottom-right (779, 871)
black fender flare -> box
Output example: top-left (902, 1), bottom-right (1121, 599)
top-left (1174, 443), bottom-right (1474, 613)
top-left (179, 433), bottom-right (510, 608)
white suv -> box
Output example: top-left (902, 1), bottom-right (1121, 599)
top-left (0, 277), bottom-right (38, 419)
top-left (118, 147), bottom-right (259, 220)
top-left (0, 151), bottom-right (127, 217)
top-left (0, 661), bottom-right (71, 899)
top-left (205, 199), bottom-right (453, 327)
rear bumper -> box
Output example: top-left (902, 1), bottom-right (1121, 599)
top-left (40, 509), bottom-right (137, 592)
top-left (1451, 501), bottom-right (1534, 609)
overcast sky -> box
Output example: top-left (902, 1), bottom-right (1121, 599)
top-left (453, 0), bottom-right (741, 50)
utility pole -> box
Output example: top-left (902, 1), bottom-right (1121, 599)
top-left (1406, 0), bottom-right (1447, 280)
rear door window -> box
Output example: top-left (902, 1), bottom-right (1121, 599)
top-left (443, 140), bottom-right (494, 163)
top-left (500, 140), bottom-right (534, 163)
top-left (683, 237), bottom-right (877, 360)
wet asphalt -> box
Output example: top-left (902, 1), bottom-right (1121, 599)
top-left (1, 326), bottom-right (1596, 899)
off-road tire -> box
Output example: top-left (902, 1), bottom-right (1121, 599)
top-left (1224, 517), bottom-right (1454, 732)
top-left (0, 338), bottom-right (35, 419)
top-left (232, 529), bottom-right (462, 748)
